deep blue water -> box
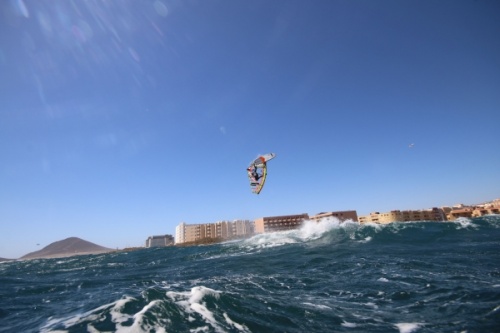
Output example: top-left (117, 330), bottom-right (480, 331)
top-left (1, 216), bottom-right (499, 333)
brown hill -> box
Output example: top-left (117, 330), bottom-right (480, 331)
top-left (21, 237), bottom-right (113, 260)
top-left (0, 257), bottom-right (13, 262)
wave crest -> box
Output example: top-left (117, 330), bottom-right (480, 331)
top-left (237, 215), bottom-right (500, 250)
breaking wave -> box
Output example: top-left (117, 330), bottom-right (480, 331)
top-left (234, 215), bottom-right (500, 252)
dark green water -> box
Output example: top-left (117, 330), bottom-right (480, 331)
top-left (1, 217), bottom-right (499, 332)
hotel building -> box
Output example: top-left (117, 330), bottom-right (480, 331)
top-left (145, 235), bottom-right (174, 248)
top-left (358, 207), bottom-right (447, 224)
top-left (310, 210), bottom-right (358, 222)
top-left (175, 220), bottom-right (254, 244)
top-left (254, 213), bottom-right (309, 233)
top-left (446, 200), bottom-right (500, 220)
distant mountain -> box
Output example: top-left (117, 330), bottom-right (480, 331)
top-left (0, 257), bottom-right (13, 262)
top-left (21, 237), bottom-right (113, 260)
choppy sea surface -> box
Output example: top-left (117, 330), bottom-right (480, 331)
top-left (1, 216), bottom-right (499, 333)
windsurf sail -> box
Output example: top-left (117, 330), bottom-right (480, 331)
top-left (246, 153), bottom-right (275, 194)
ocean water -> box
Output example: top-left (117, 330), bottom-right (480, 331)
top-left (1, 216), bottom-right (499, 333)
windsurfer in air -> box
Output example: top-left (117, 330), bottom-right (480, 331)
top-left (246, 153), bottom-right (275, 194)
top-left (248, 164), bottom-right (261, 181)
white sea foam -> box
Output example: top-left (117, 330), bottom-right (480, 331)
top-left (40, 298), bottom-right (121, 332)
top-left (110, 296), bottom-right (136, 325)
top-left (302, 302), bottom-right (332, 310)
top-left (341, 321), bottom-right (357, 327)
top-left (243, 217), bottom-right (355, 250)
top-left (489, 304), bottom-right (500, 314)
top-left (242, 231), bottom-right (297, 250)
top-left (166, 286), bottom-right (250, 333)
top-left (296, 217), bottom-right (344, 240)
top-left (359, 236), bottom-right (372, 243)
top-left (56, 258), bottom-right (78, 264)
top-left (454, 217), bottom-right (477, 229)
top-left (41, 317), bottom-right (67, 333)
top-left (223, 312), bottom-right (248, 331)
top-left (363, 222), bottom-right (383, 230)
top-left (365, 302), bottom-right (378, 309)
top-left (41, 295), bottom-right (171, 333)
top-left (118, 300), bottom-right (165, 333)
top-left (395, 322), bottom-right (423, 333)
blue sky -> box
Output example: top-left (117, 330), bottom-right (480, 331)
top-left (1, 0), bottom-right (499, 258)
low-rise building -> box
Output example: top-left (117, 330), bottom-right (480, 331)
top-left (472, 207), bottom-right (500, 217)
top-left (175, 220), bottom-right (254, 244)
top-left (358, 212), bottom-right (381, 224)
top-left (145, 235), bottom-right (174, 248)
top-left (359, 207), bottom-right (447, 224)
top-left (310, 210), bottom-right (358, 222)
top-left (254, 213), bottom-right (309, 233)
top-left (447, 208), bottom-right (474, 220)
top-left (447, 202), bottom-right (500, 220)
top-left (471, 199), bottom-right (500, 217)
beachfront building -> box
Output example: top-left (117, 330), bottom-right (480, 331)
top-left (175, 223), bottom-right (186, 244)
top-left (472, 206), bottom-right (500, 217)
top-left (447, 207), bottom-right (474, 220)
top-left (444, 200), bottom-right (499, 220)
top-left (175, 222), bottom-right (204, 244)
top-left (175, 220), bottom-right (254, 244)
top-left (233, 219), bottom-right (255, 235)
top-left (175, 222), bottom-right (199, 244)
top-left (358, 208), bottom-right (447, 224)
top-left (310, 210), bottom-right (358, 222)
top-left (145, 235), bottom-right (174, 248)
top-left (472, 199), bottom-right (500, 217)
top-left (213, 220), bottom-right (255, 239)
top-left (254, 213), bottom-right (309, 233)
